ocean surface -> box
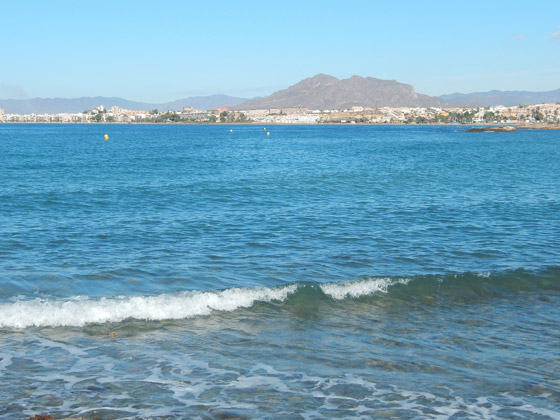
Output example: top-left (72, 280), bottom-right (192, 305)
top-left (0, 123), bottom-right (559, 419)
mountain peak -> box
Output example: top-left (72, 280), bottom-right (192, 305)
top-left (235, 74), bottom-right (446, 110)
top-left (310, 73), bottom-right (339, 81)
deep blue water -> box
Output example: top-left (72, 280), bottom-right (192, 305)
top-left (0, 124), bottom-right (559, 419)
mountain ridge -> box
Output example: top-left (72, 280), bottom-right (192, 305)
top-left (1, 75), bottom-right (560, 113)
top-left (0, 94), bottom-right (248, 114)
top-left (233, 74), bottom-right (447, 110)
top-left (440, 89), bottom-right (560, 107)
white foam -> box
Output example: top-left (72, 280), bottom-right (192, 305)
top-left (0, 277), bottom-right (411, 329)
top-left (320, 277), bottom-right (408, 300)
top-left (0, 285), bottom-right (297, 328)
top-left (0, 355), bottom-right (13, 370)
top-left (519, 404), bottom-right (560, 420)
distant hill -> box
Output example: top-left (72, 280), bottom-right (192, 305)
top-left (4, 82), bottom-right (559, 114)
top-left (234, 74), bottom-right (447, 110)
top-left (0, 94), bottom-right (248, 114)
top-left (440, 89), bottom-right (560, 107)
top-left (160, 95), bottom-right (249, 111)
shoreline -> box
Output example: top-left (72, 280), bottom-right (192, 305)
top-left (1, 121), bottom-right (559, 129)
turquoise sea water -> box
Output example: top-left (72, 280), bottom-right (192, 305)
top-left (0, 124), bottom-right (559, 419)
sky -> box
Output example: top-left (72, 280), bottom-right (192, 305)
top-left (1, 0), bottom-right (559, 103)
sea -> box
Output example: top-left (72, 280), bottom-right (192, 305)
top-left (0, 123), bottom-right (559, 419)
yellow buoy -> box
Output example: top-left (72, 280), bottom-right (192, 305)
top-left (104, 134), bottom-right (109, 141)
top-left (230, 129), bottom-right (233, 133)
top-left (263, 127), bottom-right (266, 130)
top-left (267, 132), bottom-right (270, 136)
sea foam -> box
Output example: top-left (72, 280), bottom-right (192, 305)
top-left (5, 269), bottom-right (555, 329)
top-left (0, 285), bottom-right (297, 328)
top-left (320, 277), bottom-right (408, 299)
top-left (0, 277), bottom-right (409, 328)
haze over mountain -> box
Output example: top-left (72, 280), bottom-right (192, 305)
top-left (0, 95), bottom-right (248, 114)
top-left (440, 89), bottom-right (560, 107)
top-left (2, 75), bottom-right (560, 114)
top-left (234, 74), bottom-right (447, 110)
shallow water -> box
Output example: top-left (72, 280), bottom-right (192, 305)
top-left (1, 124), bottom-right (559, 419)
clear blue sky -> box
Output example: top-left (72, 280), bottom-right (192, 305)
top-left (1, 0), bottom-right (559, 103)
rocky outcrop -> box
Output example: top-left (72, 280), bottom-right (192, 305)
top-left (466, 126), bottom-right (517, 132)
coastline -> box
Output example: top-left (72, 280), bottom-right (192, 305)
top-left (2, 121), bottom-right (559, 129)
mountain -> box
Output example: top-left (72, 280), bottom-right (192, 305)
top-left (0, 94), bottom-right (248, 114)
top-left (440, 89), bottom-right (560, 107)
top-left (234, 74), bottom-right (447, 110)
top-left (160, 95), bottom-right (249, 111)
top-left (5, 81), bottom-right (559, 114)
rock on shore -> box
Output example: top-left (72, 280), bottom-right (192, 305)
top-left (466, 126), bottom-right (517, 133)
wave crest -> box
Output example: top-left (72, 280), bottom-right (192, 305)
top-left (0, 285), bottom-right (297, 328)
top-left (320, 277), bottom-right (408, 299)
top-left (2, 267), bottom-right (559, 329)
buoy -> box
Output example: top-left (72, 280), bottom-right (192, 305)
top-left (267, 132), bottom-right (270, 136)
top-left (110, 332), bottom-right (117, 338)
top-left (264, 127), bottom-right (266, 130)
top-left (230, 129), bottom-right (233, 133)
top-left (104, 134), bottom-right (109, 141)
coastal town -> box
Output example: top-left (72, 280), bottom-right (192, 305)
top-left (1, 102), bottom-right (559, 126)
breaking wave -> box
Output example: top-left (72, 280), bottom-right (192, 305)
top-left (1, 267), bottom-right (558, 328)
